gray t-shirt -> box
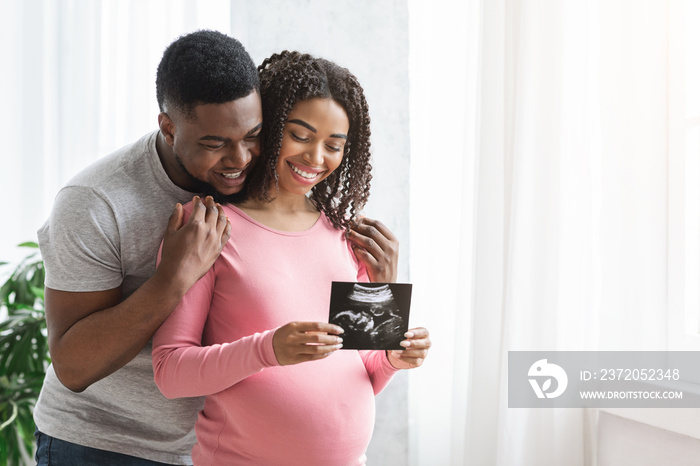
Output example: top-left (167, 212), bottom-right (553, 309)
top-left (35, 131), bottom-right (204, 464)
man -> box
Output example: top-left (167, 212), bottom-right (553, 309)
top-left (34, 30), bottom-right (399, 465)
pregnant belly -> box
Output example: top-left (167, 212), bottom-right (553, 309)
top-left (194, 351), bottom-right (376, 466)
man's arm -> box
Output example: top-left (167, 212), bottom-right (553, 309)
top-left (46, 196), bottom-right (230, 392)
top-left (347, 217), bottom-right (399, 283)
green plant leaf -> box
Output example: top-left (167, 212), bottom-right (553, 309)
top-left (0, 401), bottom-right (18, 431)
top-left (0, 242), bottom-right (48, 464)
top-left (16, 242), bottom-right (38, 249)
top-left (29, 286), bottom-right (44, 301)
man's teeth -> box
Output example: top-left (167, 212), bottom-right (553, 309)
top-left (221, 172), bottom-right (242, 179)
top-left (290, 164), bottom-right (319, 179)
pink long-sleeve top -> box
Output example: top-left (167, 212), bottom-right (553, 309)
top-left (152, 204), bottom-right (399, 466)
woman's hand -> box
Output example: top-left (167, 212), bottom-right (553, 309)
top-left (387, 327), bottom-right (431, 370)
top-left (272, 322), bottom-right (344, 366)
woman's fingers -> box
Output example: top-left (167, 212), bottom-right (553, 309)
top-left (273, 322), bottom-right (345, 366)
top-left (388, 327), bottom-right (431, 369)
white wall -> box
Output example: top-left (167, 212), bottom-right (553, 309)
top-left (234, 2), bottom-right (411, 462)
top-left (598, 412), bottom-right (700, 466)
top-left (238, 1), bottom-right (411, 283)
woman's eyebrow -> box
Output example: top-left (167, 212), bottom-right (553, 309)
top-left (289, 119), bottom-right (347, 140)
top-left (288, 119), bottom-right (316, 133)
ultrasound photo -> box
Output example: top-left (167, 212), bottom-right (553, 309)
top-left (328, 282), bottom-right (412, 350)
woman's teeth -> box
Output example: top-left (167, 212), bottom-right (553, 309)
top-left (221, 172), bottom-right (242, 179)
top-left (290, 163), bottom-right (319, 179)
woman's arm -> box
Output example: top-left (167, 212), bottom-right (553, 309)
top-left (359, 327), bottom-right (432, 395)
top-left (151, 262), bottom-right (279, 399)
top-left (359, 350), bottom-right (400, 395)
top-left (151, 260), bottom-right (344, 398)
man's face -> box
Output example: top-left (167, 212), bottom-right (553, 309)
top-left (159, 91), bottom-right (263, 203)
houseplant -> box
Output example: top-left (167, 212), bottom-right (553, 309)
top-left (0, 242), bottom-right (48, 465)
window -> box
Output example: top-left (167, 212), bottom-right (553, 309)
top-left (668, 0), bottom-right (700, 352)
top-left (602, 0), bottom-right (700, 439)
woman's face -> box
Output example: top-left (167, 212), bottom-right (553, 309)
top-left (275, 98), bottom-right (349, 196)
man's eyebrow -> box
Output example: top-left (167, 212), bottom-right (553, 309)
top-left (199, 135), bottom-right (229, 142)
top-left (246, 123), bottom-right (262, 136)
top-left (198, 123), bottom-right (262, 142)
top-left (289, 119), bottom-right (347, 140)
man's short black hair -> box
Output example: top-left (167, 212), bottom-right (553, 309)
top-left (156, 30), bottom-right (259, 119)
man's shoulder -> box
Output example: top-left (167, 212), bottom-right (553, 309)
top-left (65, 131), bottom-right (159, 191)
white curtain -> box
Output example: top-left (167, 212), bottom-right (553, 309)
top-left (408, 0), bottom-right (669, 465)
top-left (0, 0), bottom-right (232, 263)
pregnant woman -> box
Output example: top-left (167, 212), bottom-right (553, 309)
top-left (152, 50), bottom-right (431, 465)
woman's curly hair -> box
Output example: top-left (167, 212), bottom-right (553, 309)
top-left (247, 50), bottom-right (372, 231)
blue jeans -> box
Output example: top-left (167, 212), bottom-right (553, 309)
top-left (34, 430), bottom-right (186, 466)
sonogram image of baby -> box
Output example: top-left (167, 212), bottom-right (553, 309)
top-left (329, 283), bottom-right (411, 350)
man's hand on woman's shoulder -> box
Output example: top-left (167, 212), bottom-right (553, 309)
top-left (347, 216), bottom-right (399, 283)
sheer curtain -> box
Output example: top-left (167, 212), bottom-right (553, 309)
top-left (0, 0), bottom-right (231, 263)
top-left (408, 0), bottom-right (669, 465)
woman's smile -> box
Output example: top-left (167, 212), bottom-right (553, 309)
top-left (287, 161), bottom-right (324, 183)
